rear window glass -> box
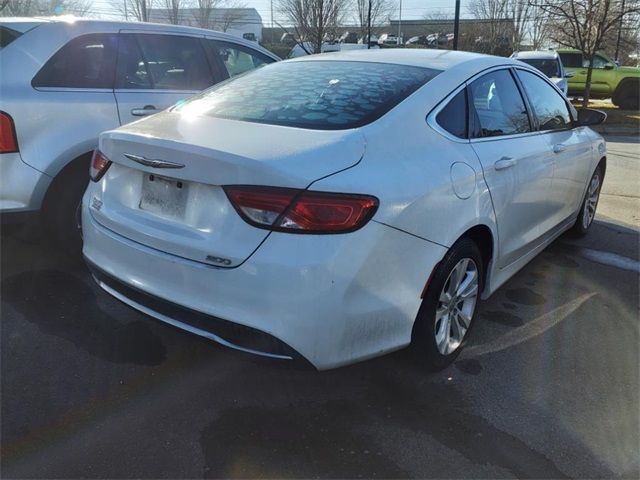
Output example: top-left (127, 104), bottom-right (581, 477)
top-left (174, 61), bottom-right (440, 130)
top-left (0, 26), bottom-right (22, 49)
top-left (520, 58), bottom-right (560, 78)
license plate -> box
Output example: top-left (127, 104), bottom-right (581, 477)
top-left (139, 174), bottom-right (189, 220)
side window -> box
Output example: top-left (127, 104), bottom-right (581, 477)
top-left (517, 70), bottom-right (572, 131)
top-left (469, 69), bottom-right (531, 138)
top-left (115, 34), bottom-right (151, 89)
top-left (435, 89), bottom-right (467, 138)
top-left (591, 55), bottom-right (610, 69)
top-left (32, 33), bottom-right (118, 89)
top-left (116, 34), bottom-right (212, 91)
top-left (559, 52), bottom-right (583, 68)
top-left (210, 40), bottom-right (273, 78)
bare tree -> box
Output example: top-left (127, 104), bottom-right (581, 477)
top-left (118, 0), bottom-right (154, 22)
top-left (277, 0), bottom-right (347, 54)
top-left (538, 0), bottom-right (640, 106)
top-left (468, 0), bottom-right (531, 52)
top-left (354, 0), bottom-right (395, 42)
top-left (528, 0), bottom-right (552, 49)
top-left (1, 0), bottom-right (90, 16)
top-left (194, 0), bottom-right (221, 28)
top-left (213, 2), bottom-right (248, 32)
top-left (163, 0), bottom-right (183, 24)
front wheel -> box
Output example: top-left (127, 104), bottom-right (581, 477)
top-left (412, 238), bottom-right (483, 370)
top-left (572, 166), bottom-right (603, 236)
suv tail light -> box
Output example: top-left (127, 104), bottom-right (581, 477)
top-left (90, 149), bottom-right (112, 182)
top-left (224, 186), bottom-right (378, 234)
top-left (0, 111), bottom-right (18, 153)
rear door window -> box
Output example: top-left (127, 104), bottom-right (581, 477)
top-left (559, 52), bottom-right (583, 68)
top-left (32, 33), bottom-right (118, 89)
top-left (469, 69), bottom-right (531, 138)
top-left (209, 40), bottom-right (274, 78)
top-left (116, 34), bottom-right (213, 91)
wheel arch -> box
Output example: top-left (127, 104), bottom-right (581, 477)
top-left (42, 150), bottom-right (93, 208)
top-left (612, 77), bottom-right (640, 105)
top-left (459, 224), bottom-right (495, 290)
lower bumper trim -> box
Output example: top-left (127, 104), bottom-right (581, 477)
top-left (85, 258), bottom-right (309, 364)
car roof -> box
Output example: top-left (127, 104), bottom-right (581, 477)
top-left (512, 50), bottom-right (558, 60)
top-left (289, 48), bottom-right (510, 71)
top-left (0, 16), bottom-right (279, 59)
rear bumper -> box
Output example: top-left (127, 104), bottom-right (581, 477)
top-left (82, 196), bottom-right (446, 370)
top-left (0, 152), bottom-right (51, 213)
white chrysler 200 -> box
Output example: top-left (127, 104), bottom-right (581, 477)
top-left (82, 50), bottom-right (607, 370)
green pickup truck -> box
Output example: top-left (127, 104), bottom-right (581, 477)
top-left (557, 49), bottom-right (639, 109)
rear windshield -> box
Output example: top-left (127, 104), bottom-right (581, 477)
top-left (0, 27), bottom-right (22, 49)
top-left (520, 58), bottom-right (560, 78)
top-left (174, 60), bottom-right (440, 130)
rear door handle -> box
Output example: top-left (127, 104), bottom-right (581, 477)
top-left (553, 143), bottom-right (567, 153)
top-left (494, 157), bottom-right (516, 170)
top-left (131, 105), bottom-right (160, 116)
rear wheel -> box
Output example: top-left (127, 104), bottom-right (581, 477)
top-left (613, 81), bottom-right (640, 110)
top-left (572, 166), bottom-right (603, 236)
top-left (412, 238), bottom-right (483, 370)
top-left (42, 156), bottom-right (90, 255)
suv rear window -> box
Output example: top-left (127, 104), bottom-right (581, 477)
top-left (0, 26), bottom-right (22, 49)
top-left (174, 61), bottom-right (440, 130)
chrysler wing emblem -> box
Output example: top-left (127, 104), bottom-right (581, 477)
top-left (124, 153), bottom-right (184, 169)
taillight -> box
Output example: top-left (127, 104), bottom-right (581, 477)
top-left (224, 185), bottom-right (378, 234)
top-left (90, 149), bottom-right (112, 182)
top-left (0, 111), bottom-right (18, 153)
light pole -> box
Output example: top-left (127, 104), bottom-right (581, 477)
top-left (614, 0), bottom-right (626, 63)
top-left (397, 0), bottom-right (402, 45)
top-left (453, 0), bottom-right (460, 50)
top-left (367, 0), bottom-right (372, 49)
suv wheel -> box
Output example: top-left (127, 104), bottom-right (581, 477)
top-left (613, 80), bottom-right (640, 110)
top-left (42, 156), bottom-right (90, 255)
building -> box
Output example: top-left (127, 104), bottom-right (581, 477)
top-left (148, 8), bottom-right (263, 42)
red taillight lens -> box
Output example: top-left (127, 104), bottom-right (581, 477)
top-left (224, 186), bottom-right (378, 233)
top-left (0, 111), bottom-right (18, 153)
top-left (90, 149), bottom-right (112, 182)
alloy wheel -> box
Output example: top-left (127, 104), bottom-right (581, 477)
top-left (582, 172), bottom-right (601, 229)
top-left (435, 258), bottom-right (479, 355)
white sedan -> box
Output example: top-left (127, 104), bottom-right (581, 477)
top-left (82, 50), bottom-right (607, 370)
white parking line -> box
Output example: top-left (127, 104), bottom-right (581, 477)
top-left (576, 248), bottom-right (640, 273)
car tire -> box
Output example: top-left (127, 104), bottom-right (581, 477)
top-left (42, 156), bottom-right (90, 256)
top-left (572, 166), bottom-right (603, 237)
top-left (613, 81), bottom-right (640, 110)
top-left (411, 238), bottom-right (483, 371)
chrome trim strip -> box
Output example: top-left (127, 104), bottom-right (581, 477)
top-left (123, 153), bottom-right (185, 169)
top-left (96, 278), bottom-right (294, 361)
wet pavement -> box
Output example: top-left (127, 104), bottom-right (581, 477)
top-left (1, 136), bottom-right (638, 478)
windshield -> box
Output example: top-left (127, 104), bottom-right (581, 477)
top-left (174, 60), bottom-right (440, 130)
top-left (520, 58), bottom-right (561, 78)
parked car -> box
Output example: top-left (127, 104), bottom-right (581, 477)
top-left (378, 33), bottom-right (402, 45)
top-left (339, 31), bottom-right (358, 44)
top-left (557, 48), bottom-right (640, 109)
top-left (83, 50), bottom-right (606, 371)
top-left (0, 17), bottom-right (279, 250)
top-left (511, 50), bottom-right (572, 95)
top-left (406, 35), bottom-right (429, 46)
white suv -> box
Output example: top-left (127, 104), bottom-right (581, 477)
top-left (0, 17), bottom-right (278, 249)
top-left (510, 50), bottom-right (572, 95)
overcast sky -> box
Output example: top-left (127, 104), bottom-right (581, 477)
top-left (89, 0), bottom-right (469, 24)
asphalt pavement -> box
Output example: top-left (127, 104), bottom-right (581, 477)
top-left (1, 135), bottom-right (638, 478)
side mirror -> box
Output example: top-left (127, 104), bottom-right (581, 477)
top-left (604, 63), bottom-right (615, 70)
top-left (577, 108), bottom-right (607, 126)
top-left (564, 71), bottom-right (575, 78)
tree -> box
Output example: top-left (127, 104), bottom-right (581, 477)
top-left (213, 2), bottom-right (248, 32)
top-left (276, 0), bottom-right (347, 54)
top-left (194, 0), bottom-right (220, 28)
top-left (468, 0), bottom-right (531, 52)
top-left (538, 0), bottom-right (640, 107)
top-left (162, 0), bottom-right (183, 24)
top-left (119, 0), bottom-right (154, 22)
top-left (354, 0), bottom-right (395, 42)
top-left (1, 0), bottom-right (90, 16)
